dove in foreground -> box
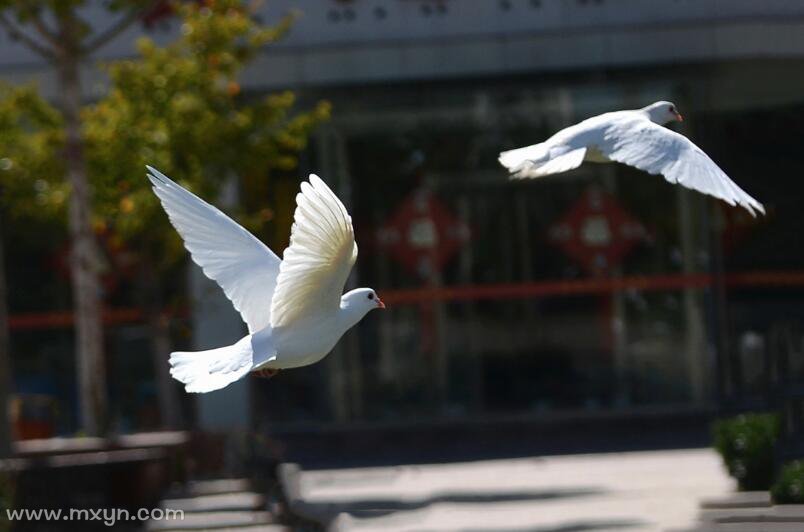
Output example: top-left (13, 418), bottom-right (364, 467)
top-left (498, 101), bottom-right (764, 216)
top-left (147, 166), bottom-right (385, 393)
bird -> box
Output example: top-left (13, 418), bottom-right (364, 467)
top-left (146, 166), bottom-right (385, 393)
top-left (498, 101), bottom-right (765, 216)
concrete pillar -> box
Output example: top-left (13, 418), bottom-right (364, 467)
top-left (190, 264), bottom-right (250, 431)
top-left (678, 187), bottom-right (707, 403)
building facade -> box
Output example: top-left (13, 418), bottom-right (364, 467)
top-left (3, 0), bottom-right (804, 434)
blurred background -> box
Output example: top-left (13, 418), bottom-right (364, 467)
top-left (1, 1), bottom-right (803, 531)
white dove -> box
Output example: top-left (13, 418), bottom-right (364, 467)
top-left (147, 166), bottom-right (385, 393)
top-left (498, 101), bottom-right (764, 216)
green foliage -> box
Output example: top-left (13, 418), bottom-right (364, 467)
top-left (0, 83), bottom-right (66, 222)
top-left (1, 0), bottom-right (329, 269)
top-left (772, 460), bottom-right (804, 504)
top-left (712, 412), bottom-right (780, 491)
top-left (82, 0), bottom-right (330, 269)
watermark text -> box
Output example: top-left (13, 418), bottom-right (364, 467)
top-left (6, 507), bottom-right (184, 527)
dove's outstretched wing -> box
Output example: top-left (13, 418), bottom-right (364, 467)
top-left (147, 166), bottom-right (280, 333)
top-left (270, 175), bottom-right (357, 329)
top-left (599, 117), bottom-right (765, 216)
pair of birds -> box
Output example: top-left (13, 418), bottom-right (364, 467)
top-left (149, 101), bottom-right (764, 393)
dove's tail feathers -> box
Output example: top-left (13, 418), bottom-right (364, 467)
top-left (169, 336), bottom-right (255, 394)
top-left (500, 144), bottom-right (587, 179)
top-left (499, 142), bottom-right (550, 173)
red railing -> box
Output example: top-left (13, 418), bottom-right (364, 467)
top-left (9, 308), bottom-right (144, 331)
top-left (8, 270), bottom-right (804, 330)
top-left (381, 270), bottom-right (804, 304)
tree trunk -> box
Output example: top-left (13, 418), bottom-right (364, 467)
top-left (58, 55), bottom-right (107, 437)
top-left (0, 229), bottom-right (13, 457)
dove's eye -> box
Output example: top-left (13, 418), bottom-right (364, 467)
top-left (670, 106), bottom-right (675, 113)
top-left (367, 293), bottom-right (374, 300)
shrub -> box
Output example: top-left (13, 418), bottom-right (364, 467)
top-left (772, 460), bottom-right (804, 504)
top-left (712, 412), bottom-right (780, 491)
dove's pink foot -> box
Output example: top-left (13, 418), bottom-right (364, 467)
top-left (253, 368), bottom-right (279, 379)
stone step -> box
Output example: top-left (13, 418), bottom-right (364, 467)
top-left (198, 525), bottom-right (292, 532)
top-left (700, 491), bottom-right (772, 510)
top-left (669, 524), bottom-right (804, 532)
top-left (146, 510), bottom-right (279, 531)
top-left (183, 479), bottom-right (252, 497)
top-left (162, 492), bottom-right (265, 513)
top-left (700, 505), bottom-right (804, 524)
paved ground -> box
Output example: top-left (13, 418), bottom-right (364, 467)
top-left (285, 447), bottom-right (734, 532)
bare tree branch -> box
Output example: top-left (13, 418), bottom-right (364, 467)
top-left (30, 12), bottom-right (60, 48)
top-left (84, 1), bottom-right (161, 54)
top-left (0, 12), bottom-right (54, 59)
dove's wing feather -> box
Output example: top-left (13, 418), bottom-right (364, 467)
top-left (270, 175), bottom-right (357, 329)
top-left (598, 117), bottom-right (765, 216)
top-left (147, 166), bottom-right (281, 332)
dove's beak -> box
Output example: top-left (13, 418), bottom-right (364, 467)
top-left (674, 111), bottom-right (684, 122)
top-left (376, 297), bottom-right (386, 309)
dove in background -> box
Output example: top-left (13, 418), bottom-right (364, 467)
top-left (499, 101), bottom-right (765, 216)
top-left (147, 166), bottom-right (385, 393)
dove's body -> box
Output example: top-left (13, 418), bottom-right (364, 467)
top-left (269, 299), bottom-right (372, 368)
top-left (499, 101), bottom-right (765, 216)
top-left (170, 305), bottom-right (363, 393)
top-left (148, 167), bottom-right (383, 393)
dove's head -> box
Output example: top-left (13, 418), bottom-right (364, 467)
top-left (340, 288), bottom-right (385, 321)
top-left (643, 101), bottom-right (683, 124)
